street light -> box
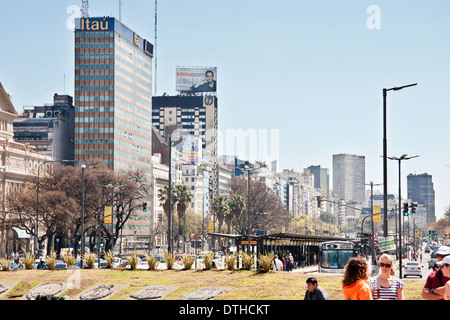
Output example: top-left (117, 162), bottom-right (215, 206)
top-left (382, 83), bottom-right (417, 237)
top-left (36, 159), bottom-right (74, 256)
top-left (388, 154), bottom-right (418, 278)
top-left (237, 161), bottom-right (266, 254)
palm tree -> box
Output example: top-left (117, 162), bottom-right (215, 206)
top-left (212, 196), bottom-right (229, 233)
top-left (174, 185), bottom-right (192, 251)
top-left (157, 185), bottom-right (176, 219)
top-left (227, 195), bottom-right (246, 234)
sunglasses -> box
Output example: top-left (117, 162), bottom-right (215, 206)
top-left (379, 262), bottom-right (392, 268)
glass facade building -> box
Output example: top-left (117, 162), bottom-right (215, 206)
top-left (407, 173), bottom-right (436, 223)
top-left (74, 17), bottom-right (153, 173)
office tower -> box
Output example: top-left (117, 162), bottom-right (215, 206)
top-left (332, 153), bottom-right (365, 204)
top-left (407, 173), bottom-right (436, 223)
top-left (14, 94), bottom-right (75, 161)
top-left (74, 17), bottom-right (153, 172)
top-left (152, 94), bottom-right (218, 197)
top-left (304, 165), bottom-right (330, 197)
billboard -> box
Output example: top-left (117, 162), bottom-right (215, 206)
top-left (176, 67), bottom-right (217, 93)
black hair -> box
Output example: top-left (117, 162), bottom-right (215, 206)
top-left (306, 277), bottom-right (318, 285)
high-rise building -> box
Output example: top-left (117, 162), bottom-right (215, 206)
top-left (14, 94), bottom-right (75, 161)
top-left (74, 17), bottom-right (153, 172)
top-left (407, 173), bottom-right (436, 223)
top-left (304, 165), bottom-right (330, 197)
top-left (152, 94), bottom-right (218, 197)
top-left (332, 153), bottom-right (365, 204)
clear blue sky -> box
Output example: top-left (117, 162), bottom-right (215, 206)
top-left (1, 1), bottom-right (449, 220)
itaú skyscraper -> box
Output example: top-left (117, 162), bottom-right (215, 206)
top-left (74, 17), bottom-right (153, 173)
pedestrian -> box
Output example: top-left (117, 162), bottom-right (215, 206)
top-left (289, 253), bottom-right (294, 271)
top-left (435, 255), bottom-right (450, 300)
top-left (342, 257), bottom-right (372, 300)
top-left (271, 254), bottom-right (283, 271)
top-left (304, 277), bottom-right (330, 300)
top-left (370, 253), bottom-right (404, 300)
top-left (422, 245), bottom-right (450, 300)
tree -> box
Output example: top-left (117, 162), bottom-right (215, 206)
top-left (226, 195), bottom-right (246, 234)
top-left (231, 177), bottom-right (286, 235)
top-left (6, 160), bottom-right (150, 257)
top-left (212, 196), bottom-right (228, 233)
top-left (173, 185), bottom-right (192, 251)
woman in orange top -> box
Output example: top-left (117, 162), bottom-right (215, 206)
top-left (342, 257), bottom-right (373, 300)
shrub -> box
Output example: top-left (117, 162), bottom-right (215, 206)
top-left (0, 258), bottom-right (9, 271)
top-left (127, 252), bottom-right (138, 270)
top-left (182, 255), bottom-right (196, 270)
top-left (202, 252), bottom-right (215, 270)
top-left (163, 252), bottom-right (175, 270)
top-left (143, 253), bottom-right (159, 270)
top-left (45, 254), bottom-right (57, 270)
top-left (84, 253), bottom-right (97, 269)
top-left (258, 253), bottom-right (274, 273)
top-left (104, 250), bottom-right (115, 268)
top-left (225, 253), bottom-right (238, 271)
top-left (241, 252), bottom-right (255, 270)
top-left (23, 251), bottom-right (35, 270)
top-left (63, 255), bottom-right (75, 268)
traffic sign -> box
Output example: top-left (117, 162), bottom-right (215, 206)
top-left (378, 236), bottom-right (395, 252)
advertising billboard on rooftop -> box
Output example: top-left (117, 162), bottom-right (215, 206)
top-left (176, 67), bottom-right (217, 93)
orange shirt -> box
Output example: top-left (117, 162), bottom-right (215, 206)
top-left (343, 279), bottom-right (373, 300)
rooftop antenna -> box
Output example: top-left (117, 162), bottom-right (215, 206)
top-left (119, 0), bottom-right (122, 21)
top-left (81, 0), bottom-right (89, 18)
top-left (154, 0), bottom-right (157, 96)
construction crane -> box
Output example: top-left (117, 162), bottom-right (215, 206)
top-left (81, 0), bottom-right (89, 18)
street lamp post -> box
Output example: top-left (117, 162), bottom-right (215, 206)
top-left (383, 83), bottom-right (417, 237)
top-left (388, 154), bottom-right (418, 278)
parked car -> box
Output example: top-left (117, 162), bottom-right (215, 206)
top-left (54, 260), bottom-right (67, 270)
top-left (0, 262), bottom-right (18, 271)
top-left (112, 257), bottom-right (123, 268)
top-left (403, 261), bottom-right (422, 278)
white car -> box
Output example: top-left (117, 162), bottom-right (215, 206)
top-left (403, 261), bottom-right (422, 278)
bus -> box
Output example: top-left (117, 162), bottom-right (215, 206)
top-left (318, 240), bottom-right (357, 273)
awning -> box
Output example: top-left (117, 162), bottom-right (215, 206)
top-left (12, 227), bottom-right (31, 239)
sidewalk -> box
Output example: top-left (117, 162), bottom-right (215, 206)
top-left (292, 265), bottom-right (318, 273)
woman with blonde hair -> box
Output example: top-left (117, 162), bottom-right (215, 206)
top-left (342, 257), bottom-right (372, 300)
top-left (370, 253), bottom-right (404, 300)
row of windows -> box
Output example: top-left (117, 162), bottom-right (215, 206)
top-left (75, 149), bottom-right (114, 155)
top-left (75, 127), bottom-right (114, 134)
top-left (75, 159), bottom-right (114, 166)
top-left (75, 42), bottom-right (114, 49)
top-left (75, 96), bottom-right (115, 102)
top-left (76, 85), bottom-right (114, 91)
top-left (75, 31), bottom-right (115, 38)
top-left (75, 117), bottom-right (114, 123)
top-left (75, 138), bottom-right (114, 144)
top-left (75, 106), bottom-right (114, 112)
top-left (75, 64), bottom-right (114, 70)
top-left (152, 108), bottom-right (206, 114)
top-left (76, 53), bottom-right (114, 60)
top-left (75, 74), bottom-right (113, 81)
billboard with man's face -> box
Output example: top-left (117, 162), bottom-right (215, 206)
top-left (176, 67), bottom-right (217, 93)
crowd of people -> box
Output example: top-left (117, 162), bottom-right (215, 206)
top-left (270, 251), bottom-right (317, 272)
top-left (303, 244), bottom-right (450, 300)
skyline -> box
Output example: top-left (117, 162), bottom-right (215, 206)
top-left (1, 1), bottom-right (449, 220)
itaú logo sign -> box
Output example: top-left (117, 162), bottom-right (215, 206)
top-left (79, 18), bottom-right (111, 31)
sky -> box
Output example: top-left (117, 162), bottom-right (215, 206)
top-left (1, 1), bottom-right (450, 220)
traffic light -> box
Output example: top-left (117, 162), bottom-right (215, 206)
top-left (316, 196), bottom-right (322, 207)
top-left (143, 202), bottom-right (147, 212)
top-left (403, 202), bottom-right (409, 216)
top-left (411, 203), bottom-right (416, 214)
top-left (361, 238), bottom-right (365, 248)
top-left (100, 237), bottom-right (104, 248)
